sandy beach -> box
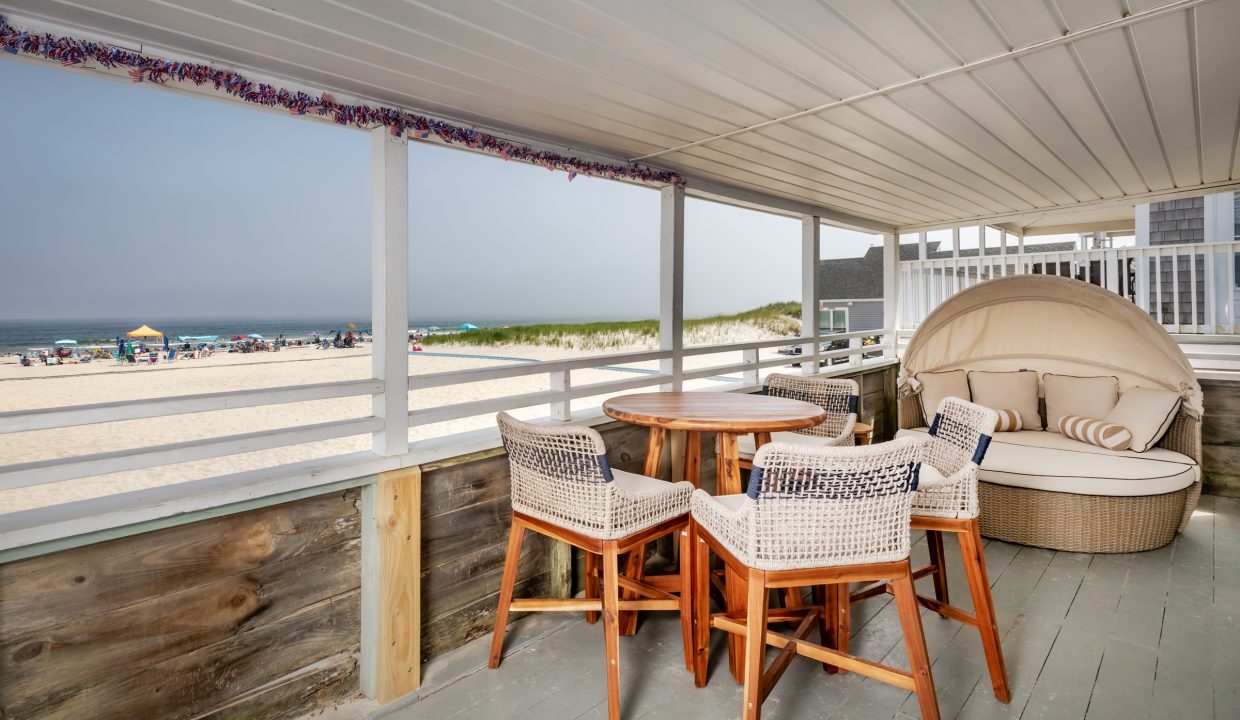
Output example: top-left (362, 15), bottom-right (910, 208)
top-left (0, 325), bottom-right (799, 513)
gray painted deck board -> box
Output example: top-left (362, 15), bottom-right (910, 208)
top-left (384, 498), bottom-right (1234, 720)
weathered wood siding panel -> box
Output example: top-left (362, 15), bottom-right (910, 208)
top-left (0, 490), bottom-right (363, 720)
top-left (1202, 379), bottom-right (1240, 497)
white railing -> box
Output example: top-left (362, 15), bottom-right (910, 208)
top-left (0, 332), bottom-right (897, 510)
top-left (899, 241), bottom-right (1240, 334)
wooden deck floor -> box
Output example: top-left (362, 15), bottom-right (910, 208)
top-left (391, 495), bottom-right (1239, 720)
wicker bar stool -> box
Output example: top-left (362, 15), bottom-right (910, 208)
top-left (490, 413), bottom-right (695, 720)
top-left (849, 397), bottom-right (1010, 702)
top-left (735, 374), bottom-right (859, 469)
top-left (691, 437), bottom-right (940, 720)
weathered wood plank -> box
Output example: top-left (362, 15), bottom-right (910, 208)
top-left (26, 590), bottom-right (361, 720)
top-left (1150, 495), bottom-right (1216, 719)
top-left (0, 489), bottom-right (360, 635)
top-left (423, 572), bottom-right (551, 662)
top-left (1215, 496), bottom-right (1240, 719)
top-left (0, 537), bottom-right (359, 719)
top-left (195, 651), bottom-right (358, 720)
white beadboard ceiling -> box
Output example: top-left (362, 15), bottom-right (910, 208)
top-left (3, 0), bottom-right (1239, 233)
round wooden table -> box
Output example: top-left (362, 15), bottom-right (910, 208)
top-left (602, 391), bottom-right (828, 496)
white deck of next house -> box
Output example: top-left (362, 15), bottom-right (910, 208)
top-left (388, 496), bottom-right (1238, 720)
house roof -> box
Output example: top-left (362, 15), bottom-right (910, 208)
top-left (820, 240), bottom-right (1079, 300)
top-left (4, 1), bottom-right (1238, 233)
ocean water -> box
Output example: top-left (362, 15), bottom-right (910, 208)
top-left (0, 318), bottom-right (490, 354)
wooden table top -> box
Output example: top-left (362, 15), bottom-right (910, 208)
top-left (602, 391), bottom-right (827, 433)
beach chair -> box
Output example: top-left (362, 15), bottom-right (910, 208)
top-left (44, 357), bottom-right (57, 366)
top-left (167, 349), bottom-right (177, 362)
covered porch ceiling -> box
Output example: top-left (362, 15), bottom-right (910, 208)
top-left (4, 0), bottom-right (1239, 234)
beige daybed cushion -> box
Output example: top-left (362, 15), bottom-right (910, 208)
top-left (1044, 374), bottom-right (1119, 433)
top-left (915, 370), bottom-right (969, 426)
top-left (897, 427), bottom-right (1198, 496)
top-left (968, 370), bottom-right (1041, 431)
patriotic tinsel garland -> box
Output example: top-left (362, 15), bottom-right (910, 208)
top-left (0, 15), bottom-right (683, 186)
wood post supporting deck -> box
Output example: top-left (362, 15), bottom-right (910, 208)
top-left (361, 467), bottom-right (422, 703)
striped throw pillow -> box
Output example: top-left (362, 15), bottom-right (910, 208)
top-left (1058, 415), bottom-right (1133, 451)
top-left (994, 409), bottom-right (1023, 432)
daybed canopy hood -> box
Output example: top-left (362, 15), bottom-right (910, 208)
top-left (899, 275), bottom-right (1202, 417)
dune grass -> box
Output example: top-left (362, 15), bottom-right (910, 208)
top-left (419, 301), bottom-right (802, 349)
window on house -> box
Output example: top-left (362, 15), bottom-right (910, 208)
top-left (819, 306), bottom-right (848, 334)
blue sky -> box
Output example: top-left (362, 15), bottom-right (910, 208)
top-left (0, 57), bottom-right (880, 323)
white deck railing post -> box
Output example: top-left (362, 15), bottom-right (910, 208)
top-left (802, 216), bottom-right (821, 374)
top-left (660, 184), bottom-right (685, 391)
top-left (369, 127), bottom-right (409, 457)
top-left (882, 232), bottom-right (899, 357)
top-left (743, 348), bottom-right (759, 386)
top-left (362, 125), bottom-right (410, 704)
top-left (550, 369), bottom-right (571, 421)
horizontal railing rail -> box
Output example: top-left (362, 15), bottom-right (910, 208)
top-left (0, 330), bottom-right (897, 532)
top-left (0, 378), bottom-right (384, 434)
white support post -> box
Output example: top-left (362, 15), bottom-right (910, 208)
top-left (742, 348), bottom-right (759, 386)
top-left (550, 369), bottom-right (570, 421)
top-left (918, 231), bottom-right (928, 261)
top-left (369, 127), bottom-right (409, 458)
top-left (802, 216), bottom-right (821, 374)
top-left (882, 233), bottom-right (899, 357)
top-left (660, 185), bottom-right (685, 390)
top-left (951, 226), bottom-right (961, 258)
top-left (1017, 232), bottom-right (1025, 254)
top-left (848, 335), bottom-right (862, 366)
top-left (361, 125), bottom-right (410, 704)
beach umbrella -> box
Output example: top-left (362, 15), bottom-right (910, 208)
top-left (248, 334), bottom-right (265, 340)
top-left (231, 335), bottom-right (245, 341)
top-left (347, 322), bottom-right (356, 330)
top-left (116, 336), bottom-right (124, 357)
top-left (54, 339), bottom-right (77, 345)
top-left (459, 323), bottom-right (479, 331)
top-left (164, 333), bottom-right (171, 351)
top-left (126, 324), bottom-right (163, 338)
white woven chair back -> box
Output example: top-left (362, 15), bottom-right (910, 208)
top-left (746, 436), bottom-right (924, 568)
top-left (496, 412), bottom-right (616, 536)
top-left (913, 397), bottom-right (999, 520)
top-left (764, 373), bottom-right (858, 439)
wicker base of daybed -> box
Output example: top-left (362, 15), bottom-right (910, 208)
top-left (978, 482), bottom-right (1190, 553)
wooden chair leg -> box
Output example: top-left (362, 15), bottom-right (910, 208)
top-left (835, 581), bottom-right (850, 673)
top-left (814, 585), bottom-right (837, 674)
top-left (742, 568), bottom-right (768, 720)
top-left (678, 528), bottom-right (694, 673)
top-left (619, 545), bottom-right (646, 635)
top-left (584, 550), bottom-right (600, 625)
top-left (781, 586), bottom-right (802, 608)
top-left (925, 529), bottom-right (950, 614)
top-left (692, 526), bottom-right (712, 688)
top-left (892, 569), bottom-right (940, 720)
top-left (488, 520), bottom-right (525, 669)
top-left (601, 542), bottom-right (623, 720)
top-left (726, 564), bottom-right (747, 684)
top-left (960, 520), bottom-right (1011, 703)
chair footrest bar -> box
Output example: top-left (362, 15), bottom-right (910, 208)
top-left (509, 598), bottom-right (679, 613)
top-left (849, 580), bottom-right (891, 603)
top-left (761, 610), bottom-right (819, 703)
top-left (911, 564), bottom-right (938, 581)
top-left (915, 594), bottom-right (977, 626)
top-left (711, 615), bottom-right (916, 691)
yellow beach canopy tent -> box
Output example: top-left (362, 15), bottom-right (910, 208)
top-left (126, 325), bottom-right (163, 338)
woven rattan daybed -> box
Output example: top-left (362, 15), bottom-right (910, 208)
top-left (897, 275), bottom-right (1202, 553)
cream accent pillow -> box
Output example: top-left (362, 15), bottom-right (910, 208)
top-left (1103, 387), bottom-right (1181, 452)
top-left (968, 371), bottom-right (1041, 430)
top-left (1044, 374), bottom-right (1119, 434)
top-left (994, 409), bottom-right (1023, 432)
top-left (1058, 415), bottom-right (1132, 451)
top-left (915, 370), bottom-right (969, 426)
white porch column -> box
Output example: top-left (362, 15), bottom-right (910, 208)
top-left (951, 226), bottom-right (961, 258)
top-left (660, 185), bottom-right (685, 390)
top-left (369, 127), bottom-right (409, 457)
top-left (882, 232), bottom-right (899, 357)
top-left (918, 231), bottom-right (928, 260)
top-left (802, 216), bottom-right (821, 374)
top-left (361, 126), bottom-right (412, 705)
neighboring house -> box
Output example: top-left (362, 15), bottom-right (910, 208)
top-left (818, 240), bottom-right (1077, 334)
